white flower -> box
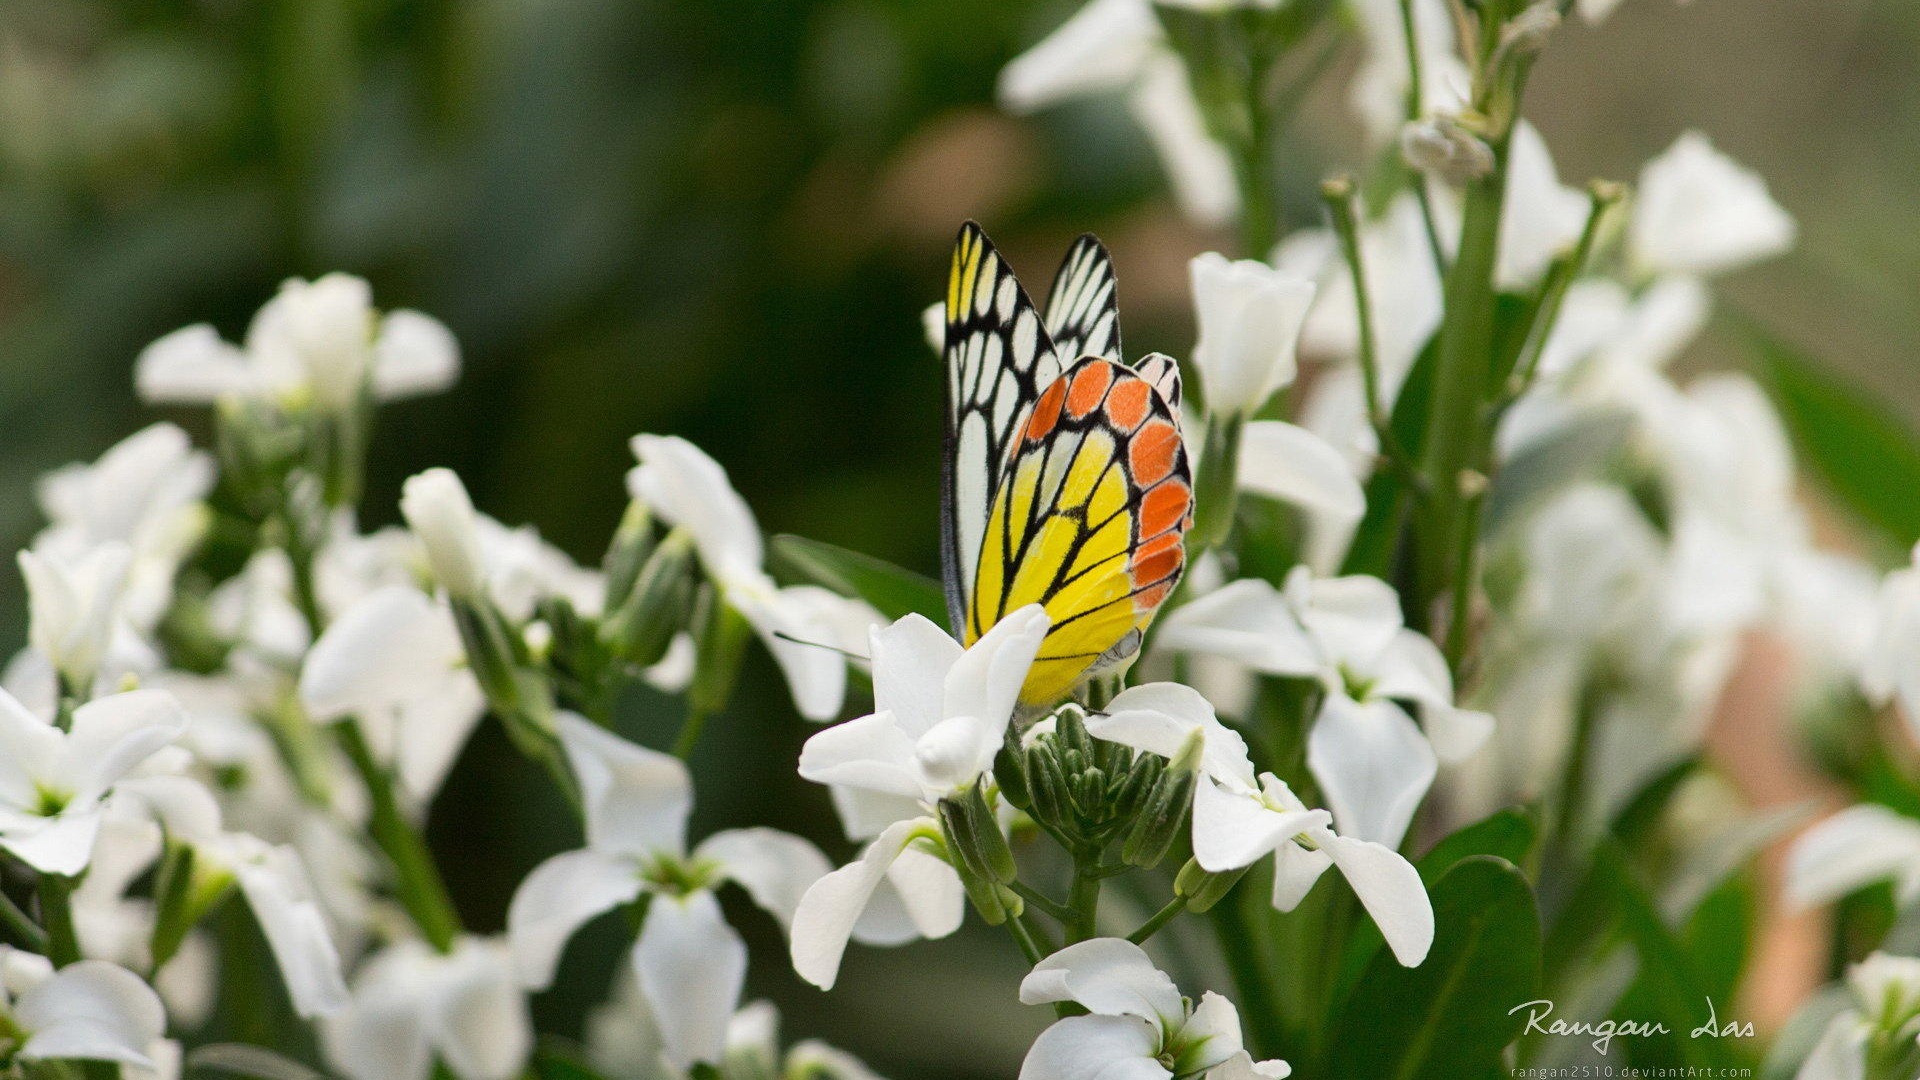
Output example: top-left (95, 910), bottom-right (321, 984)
top-left (0, 947), bottom-right (167, 1066)
top-left (506, 715), bottom-right (828, 1068)
top-left (1349, 0), bottom-right (1467, 147)
top-left (1017, 939), bottom-right (1290, 1080)
top-left (1188, 253), bottom-right (1317, 418)
top-left (300, 585), bottom-right (487, 807)
top-left (322, 937), bottom-right (529, 1080)
top-left (997, 0), bottom-right (1240, 225)
top-left (400, 469), bottom-right (488, 601)
top-left (1786, 804), bottom-right (1920, 911)
top-left (1235, 421), bottom-right (1366, 573)
top-left (1864, 544), bottom-right (1920, 732)
top-left (1796, 953), bottom-right (1920, 1080)
top-left (787, 609), bottom-right (1048, 990)
top-left (1091, 683), bottom-right (1434, 966)
top-left (136, 275), bottom-right (459, 411)
top-left (1629, 132), bottom-right (1795, 278)
top-left (34, 424), bottom-right (213, 633)
top-left (1153, 569), bottom-right (1489, 846)
top-left (799, 607), bottom-right (1050, 805)
top-left (19, 544), bottom-right (134, 697)
top-left (629, 435), bottom-right (881, 722)
top-left (0, 687), bottom-right (188, 876)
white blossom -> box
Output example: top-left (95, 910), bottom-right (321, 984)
top-left (507, 715), bottom-right (828, 1069)
top-left (1188, 254), bottom-right (1318, 418)
top-left (136, 275), bottom-right (459, 411)
top-left (629, 435), bottom-right (880, 722)
top-left (1629, 131), bottom-right (1796, 278)
top-left (0, 947), bottom-right (167, 1067)
top-left (1017, 939), bottom-right (1290, 1080)
top-left (322, 937), bottom-right (530, 1080)
top-left (1091, 683), bottom-right (1434, 965)
top-left (0, 687), bottom-right (188, 876)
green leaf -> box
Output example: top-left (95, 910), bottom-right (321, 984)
top-left (1744, 320), bottom-right (1920, 547)
top-left (769, 534), bottom-right (947, 624)
top-left (1327, 856), bottom-right (1542, 1080)
top-left (1418, 807), bottom-right (1536, 884)
top-left (1599, 842), bottom-right (1743, 1071)
top-left (1334, 808), bottom-right (1537, 1006)
top-left (531, 1039), bottom-right (613, 1080)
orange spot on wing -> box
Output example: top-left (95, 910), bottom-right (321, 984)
top-left (1105, 379), bottom-right (1151, 433)
top-left (1131, 532), bottom-right (1184, 588)
top-left (1133, 582), bottom-right (1175, 611)
top-left (1026, 379), bottom-right (1067, 442)
top-left (1139, 481), bottom-right (1191, 540)
top-left (1127, 420), bottom-right (1179, 487)
top-left (1066, 362), bottom-right (1115, 419)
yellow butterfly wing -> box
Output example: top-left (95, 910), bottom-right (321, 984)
top-left (969, 357), bottom-right (1192, 708)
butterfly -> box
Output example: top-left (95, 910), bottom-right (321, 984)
top-left (941, 222), bottom-right (1193, 710)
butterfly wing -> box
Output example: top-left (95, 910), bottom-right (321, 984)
top-left (1044, 235), bottom-right (1122, 364)
top-left (969, 357), bottom-right (1193, 708)
top-left (943, 223), bottom-right (1063, 635)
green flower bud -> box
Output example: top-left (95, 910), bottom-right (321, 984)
top-left (688, 584), bottom-right (752, 719)
top-left (1122, 764), bottom-right (1195, 869)
top-left (600, 500), bottom-right (657, 612)
top-left (1025, 740), bottom-right (1069, 831)
top-left (600, 529), bottom-right (697, 667)
top-left (996, 724), bottom-right (1033, 812)
top-left (1174, 857), bottom-right (1250, 914)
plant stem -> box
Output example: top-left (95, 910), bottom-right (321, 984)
top-left (1005, 913), bottom-right (1047, 966)
top-left (1503, 180), bottom-right (1625, 403)
top-left (0, 888), bottom-right (47, 953)
top-left (1008, 880), bottom-right (1075, 924)
top-left (1322, 176), bottom-right (1424, 492)
top-left (1065, 854), bottom-right (1102, 944)
top-left (1127, 896), bottom-right (1189, 944)
top-left (671, 706), bottom-right (711, 761)
top-left (337, 720), bottom-right (464, 952)
top-left (37, 874), bottom-right (81, 967)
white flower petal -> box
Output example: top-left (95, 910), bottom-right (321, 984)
top-left (15, 961), bottom-right (166, 1066)
top-left (1320, 834), bottom-right (1432, 966)
top-left (506, 848), bottom-right (645, 989)
top-left (943, 604), bottom-right (1050, 737)
top-left (1190, 778), bottom-right (1328, 873)
top-left (66, 689), bottom-right (190, 805)
top-left (1018, 1014), bottom-right (1168, 1080)
top-left (1094, 682), bottom-right (1259, 790)
top-left (1019, 939), bottom-right (1184, 1026)
top-left (1130, 57), bottom-right (1240, 229)
top-left (627, 436), bottom-right (764, 585)
top-left (232, 842), bottom-right (351, 1019)
top-left (371, 311), bottom-right (460, 401)
top-left (299, 586), bottom-right (465, 722)
top-left (1306, 696), bottom-right (1436, 847)
top-left (696, 827), bottom-right (831, 930)
top-left (133, 325), bottom-right (253, 404)
top-left (790, 819), bottom-right (931, 990)
top-left (997, 0), bottom-right (1159, 111)
top-left (1786, 805), bottom-right (1920, 909)
top-left (870, 614), bottom-right (963, 739)
top-left (632, 891), bottom-right (746, 1070)
top-left (557, 714), bottom-right (692, 859)
top-left (1151, 580), bottom-right (1320, 682)
top-left (430, 942), bottom-right (530, 1080)
top-left (1631, 131), bottom-right (1795, 278)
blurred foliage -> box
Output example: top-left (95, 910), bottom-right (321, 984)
top-left (3, 0), bottom-right (1919, 1075)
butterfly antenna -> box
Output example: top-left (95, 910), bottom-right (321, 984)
top-left (771, 630), bottom-right (870, 663)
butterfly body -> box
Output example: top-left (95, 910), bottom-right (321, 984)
top-left (941, 223), bottom-right (1193, 709)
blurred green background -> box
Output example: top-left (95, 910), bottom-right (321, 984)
top-left (1, 0), bottom-right (1914, 1074)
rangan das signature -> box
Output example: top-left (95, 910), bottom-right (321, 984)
top-left (1510, 998), bottom-right (1757, 1055)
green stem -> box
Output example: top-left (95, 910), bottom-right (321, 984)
top-left (1127, 896), bottom-right (1189, 944)
top-left (1005, 913), bottom-right (1047, 966)
top-left (1323, 177), bottom-right (1424, 493)
top-left (1549, 678), bottom-right (1605, 852)
top-left (0, 888), bottom-right (48, 953)
top-left (1411, 134), bottom-right (1512, 631)
top-left (337, 720), bottom-right (464, 952)
top-left (1065, 854), bottom-right (1102, 944)
top-left (671, 706), bottom-right (711, 761)
top-left (1502, 180), bottom-right (1625, 403)
top-left (1008, 880), bottom-right (1075, 924)
top-left (37, 874), bottom-right (81, 967)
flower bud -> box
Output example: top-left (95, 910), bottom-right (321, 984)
top-left (400, 468), bottom-right (486, 601)
top-left (937, 794), bottom-right (1019, 926)
top-left (1188, 252), bottom-right (1316, 420)
top-left (1400, 118), bottom-right (1495, 185)
top-left (688, 584), bottom-right (752, 719)
top-left (20, 544), bottom-right (132, 701)
top-left (1024, 740), bottom-right (1069, 832)
top-left (1174, 857), bottom-right (1250, 914)
top-left (600, 500), bottom-right (657, 612)
top-left (1187, 411), bottom-right (1243, 554)
top-left (1499, 2), bottom-right (1561, 58)
top-left (600, 529), bottom-right (697, 668)
top-left (1122, 727), bottom-right (1204, 868)
top-left (996, 723), bottom-right (1033, 812)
